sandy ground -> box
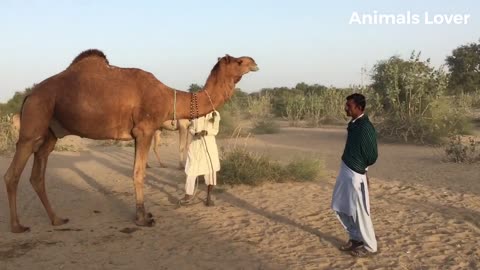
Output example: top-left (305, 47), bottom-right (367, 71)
top-left (1, 127), bottom-right (479, 270)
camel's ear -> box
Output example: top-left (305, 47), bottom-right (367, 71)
top-left (225, 54), bottom-right (231, 64)
top-left (217, 57), bottom-right (221, 62)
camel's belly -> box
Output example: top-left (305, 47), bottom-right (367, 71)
top-left (50, 115), bottom-right (134, 140)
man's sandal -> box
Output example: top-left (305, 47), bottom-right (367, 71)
top-left (350, 246), bottom-right (374, 257)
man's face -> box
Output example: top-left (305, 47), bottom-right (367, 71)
top-left (345, 99), bottom-right (361, 118)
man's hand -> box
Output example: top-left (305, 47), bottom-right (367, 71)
top-left (194, 130), bottom-right (208, 137)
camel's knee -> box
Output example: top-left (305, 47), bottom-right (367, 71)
top-left (4, 171), bottom-right (20, 191)
top-left (16, 136), bottom-right (44, 152)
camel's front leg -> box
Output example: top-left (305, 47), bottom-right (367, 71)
top-left (132, 128), bottom-right (155, 227)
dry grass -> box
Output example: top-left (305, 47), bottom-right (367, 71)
top-left (444, 135), bottom-right (480, 163)
top-left (0, 114), bottom-right (18, 154)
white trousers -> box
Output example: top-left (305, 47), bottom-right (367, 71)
top-left (335, 194), bottom-right (377, 252)
top-left (185, 173), bottom-right (217, 195)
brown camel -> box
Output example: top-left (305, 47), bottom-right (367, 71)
top-left (4, 49), bottom-right (258, 233)
top-left (147, 119), bottom-right (192, 169)
top-left (13, 114), bottom-right (191, 169)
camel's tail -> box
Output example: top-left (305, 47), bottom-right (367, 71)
top-left (11, 94), bottom-right (30, 133)
top-left (18, 94), bottom-right (31, 118)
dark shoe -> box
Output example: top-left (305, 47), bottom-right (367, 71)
top-left (350, 246), bottom-right (374, 257)
top-left (339, 240), bottom-right (364, 251)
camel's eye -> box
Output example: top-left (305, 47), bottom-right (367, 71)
top-left (237, 60), bottom-right (243, 65)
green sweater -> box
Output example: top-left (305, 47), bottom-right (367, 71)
top-left (341, 115), bottom-right (378, 174)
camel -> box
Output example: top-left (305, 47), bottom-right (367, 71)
top-left (4, 49), bottom-right (258, 233)
top-left (12, 113), bottom-right (191, 169)
top-left (147, 119), bottom-right (192, 169)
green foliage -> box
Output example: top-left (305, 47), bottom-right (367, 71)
top-left (188, 83), bottom-right (203, 93)
top-left (217, 90), bottom-right (250, 138)
top-left (0, 87), bottom-right (33, 116)
top-left (372, 52), bottom-right (471, 143)
top-left (284, 94), bottom-right (306, 127)
top-left (247, 93), bottom-right (279, 134)
top-left (284, 157), bottom-right (325, 182)
top-left (251, 119), bottom-right (280, 134)
top-left (218, 146), bottom-right (324, 186)
top-left (218, 147), bottom-right (283, 186)
top-left (446, 40), bottom-right (480, 94)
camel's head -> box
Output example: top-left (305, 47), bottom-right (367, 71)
top-left (217, 54), bottom-right (259, 80)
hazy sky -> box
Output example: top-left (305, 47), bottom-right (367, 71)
top-left (0, 0), bottom-right (478, 101)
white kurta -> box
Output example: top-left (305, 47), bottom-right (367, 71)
top-left (185, 111), bottom-right (221, 176)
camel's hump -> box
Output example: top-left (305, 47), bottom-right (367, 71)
top-left (70, 49), bottom-right (109, 67)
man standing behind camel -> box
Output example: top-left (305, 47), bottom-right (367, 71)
top-left (331, 93), bottom-right (378, 257)
top-left (179, 110), bottom-right (221, 206)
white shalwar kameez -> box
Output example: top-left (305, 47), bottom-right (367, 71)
top-left (184, 111), bottom-right (221, 195)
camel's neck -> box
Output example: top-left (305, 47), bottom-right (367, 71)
top-left (170, 71), bottom-right (239, 120)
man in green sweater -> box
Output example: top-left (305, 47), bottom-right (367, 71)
top-left (331, 93), bottom-right (378, 257)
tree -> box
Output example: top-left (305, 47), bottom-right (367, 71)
top-left (371, 52), bottom-right (439, 110)
top-left (0, 86), bottom-right (34, 116)
top-left (188, 83), bottom-right (203, 93)
top-left (446, 40), bottom-right (480, 94)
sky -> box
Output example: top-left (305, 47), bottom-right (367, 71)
top-left (0, 0), bottom-right (478, 101)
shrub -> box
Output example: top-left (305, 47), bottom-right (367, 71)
top-left (284, 94), bottom-right (306, 127)
top-left (251, 120), bottom-right (280, 134)
top-left (284, 157), bottom-right (325, 182)
top-left (444, 136), bottom-right (479, 163)
top-left (247, 93), bottom-right (279, 134)
top-left (373, 52), bottom-right (471, 143)
top-left (218, 145), bottom-right (324, 186)
top-left (0, 114), bottom-right (18, 153)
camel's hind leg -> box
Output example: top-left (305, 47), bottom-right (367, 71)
top-left (178, 128), bottom-right (190, 170)
top-left (132, 126), bottom-right (155, 227)
top-left (30, 129), bottom-right (69, 227)
top-left (4, 140), bottom-right (36, 233)
top-left (152, 130), bottom-right (167, 168)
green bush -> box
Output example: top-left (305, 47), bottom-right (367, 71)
top-left (284, 157), bottom-right (325, 182)
top-left (247, 93), bottom-right (279, 134)
top-left (251, 120), bottom-right (280, 134)
top-left (218, 146), bottom-right (324, 186)
top-left (284, 94), bottom-right (305, 127)
top-left (373, 52), bottom-right (471, 143)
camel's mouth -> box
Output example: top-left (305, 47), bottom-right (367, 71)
top-left (250, 65), bottom-right (259, 72)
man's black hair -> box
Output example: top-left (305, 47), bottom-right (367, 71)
top-left (346, 93), bottom-right (366, 111)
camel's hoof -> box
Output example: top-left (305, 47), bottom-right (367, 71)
top-left (52, 217), bottom-right (69, 226)
top-left (135, 213), bottom-right (155, 227)
top-left (159, 163), bottom-right (168, 168)
top-left (11, 224), bottom-right (30, 233)
top-left (205, 199), bottom-right (215, 207)
top-left (146, 163), bottom-right (152, 169)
